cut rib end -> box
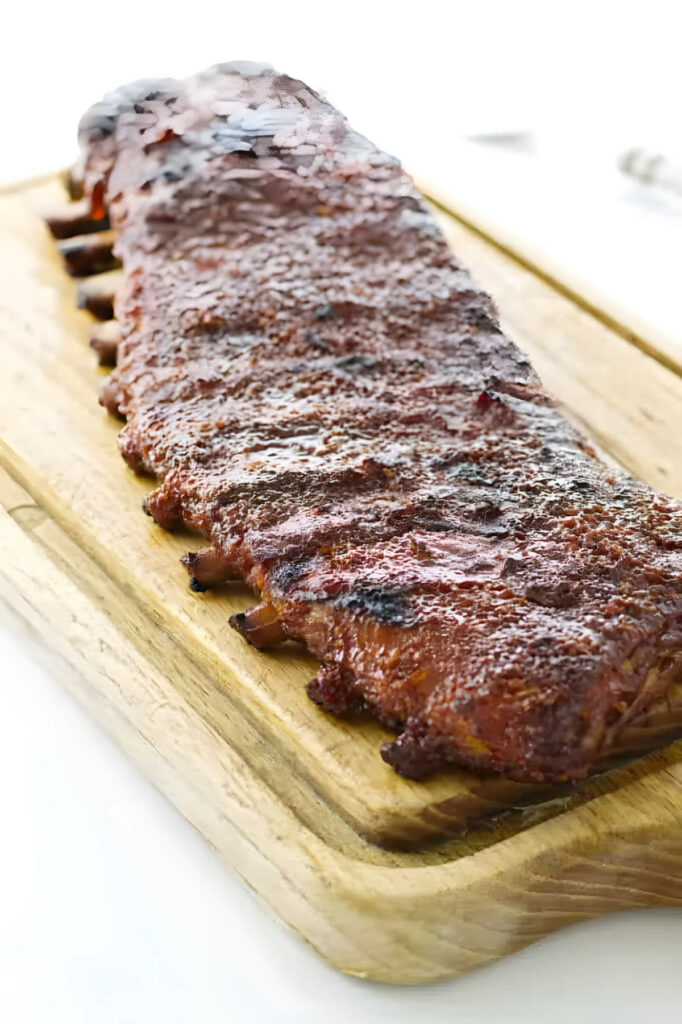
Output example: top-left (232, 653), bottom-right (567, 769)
top-left (89, 320), bottom-right (121, 366)
top-left (306, 662), bottom-right (363, 716)
top-left (142, 487), bottom-right (183, 531)
top-left (229, 603), bottom-right (287, 648)
top-left (181, 546), bottom-right (238, 588)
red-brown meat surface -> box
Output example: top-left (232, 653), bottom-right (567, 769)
top-left (72, 62), bottom-right (682, 782)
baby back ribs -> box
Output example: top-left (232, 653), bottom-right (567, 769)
top-left (58, 62), bottom-right (682, 783)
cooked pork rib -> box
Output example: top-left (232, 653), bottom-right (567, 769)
top-left (53, 62), bottom-right (682, 782)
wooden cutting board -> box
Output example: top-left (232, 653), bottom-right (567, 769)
top-left (2, 173), bottom-right (682, 984)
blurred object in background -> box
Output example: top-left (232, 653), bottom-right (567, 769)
top-left (620, 147), bottom-right (682, 201)
top-left (418, 116), bottom-right (682, 365)
top-left (465, 130), bottom-right (537, 153)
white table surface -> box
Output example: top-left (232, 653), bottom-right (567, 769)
top-left (2, 3), bottom-right (682, 1019)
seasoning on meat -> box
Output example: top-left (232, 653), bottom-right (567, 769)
top-left (49, 62), bottom-right (682, 783)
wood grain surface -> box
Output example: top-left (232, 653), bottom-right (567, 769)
top-left (2, 174), bottom-right (682, 983)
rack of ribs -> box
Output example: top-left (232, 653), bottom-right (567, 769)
top-left (45, 61), bottom-right (682, 784)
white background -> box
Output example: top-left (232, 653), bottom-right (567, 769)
top-left (2, 2), bottom-right (682, 1020)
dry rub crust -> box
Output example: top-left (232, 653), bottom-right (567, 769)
top-left (67, 62), bottom-right (682, 783)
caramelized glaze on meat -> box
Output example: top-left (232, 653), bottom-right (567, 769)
top-left (72, 62), bottom-right (682, 782)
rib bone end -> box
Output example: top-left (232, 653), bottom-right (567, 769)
top-left (57, 230), bottom-right (119, 277)
top-left (76, 270), bottom-right (123, 320)
top-left (181, 547), bottom-right (238, 588)
top-left (229, 603), bottom-right (287, 648)
top-left (89, 320), bottom-right (121, 366)
top-left (43, 198), bottom-right (110, 239)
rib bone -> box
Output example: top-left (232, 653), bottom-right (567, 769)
top-left (229, 603), bottom-right (287, 648)
top-left (57, 230), bottom-right (119, 277)
top-left (89, 320), bottom-right (121, 366)
top-left (181, 547), bottom-right (239, 590)
top-left (43, 198), bottom-right (109, 239)
top-left (76, 269), bottom-right (124, 320)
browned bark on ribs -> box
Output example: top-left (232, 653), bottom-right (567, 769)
top-left (62, 62), bottom-right (682, 783)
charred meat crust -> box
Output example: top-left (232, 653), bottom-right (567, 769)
top-left (64, 62), bottom-right (682, 784)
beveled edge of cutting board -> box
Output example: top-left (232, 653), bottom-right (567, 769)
top-left (4, 173), bottom-right (682, 853)
top-left (3, 461), bottom-right (682, 985)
